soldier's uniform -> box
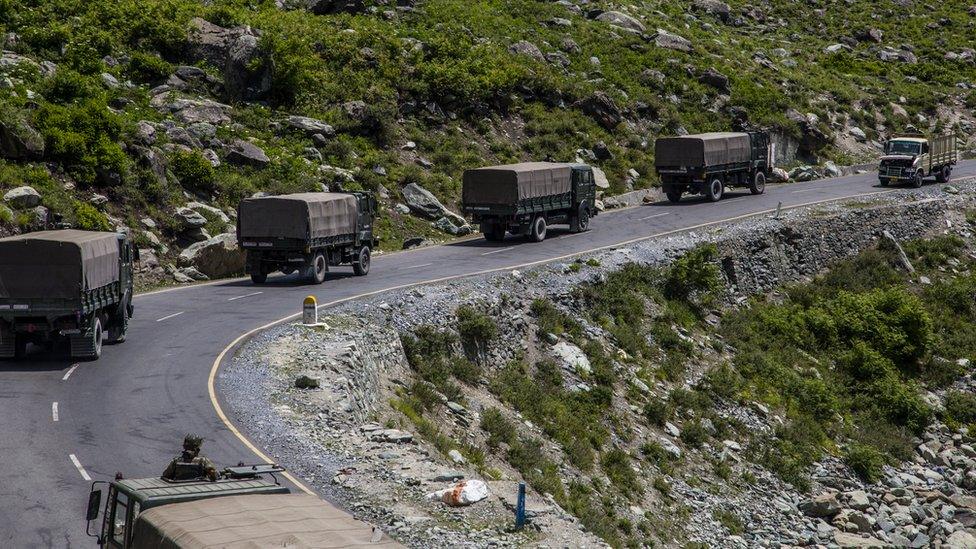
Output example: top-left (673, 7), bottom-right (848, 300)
top-left (162, 435), bottom-right (219, 482)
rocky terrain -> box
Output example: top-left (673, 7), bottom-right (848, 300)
top-left (221, 181), bottom-right (976, 547)
top-left (2, 1), bottom-right (976, 287)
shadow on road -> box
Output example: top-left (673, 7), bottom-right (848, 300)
top-left (0, 343), bottom-right (77, 372)
top-left (219, 270), bottom-right (360, 288)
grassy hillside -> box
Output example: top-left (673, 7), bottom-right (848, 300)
top-left (0, 0), bottom-right (973, 263)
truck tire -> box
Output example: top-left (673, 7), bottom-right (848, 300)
top-left (251, 273), bottom-right (268, 284)
top-left (750, 172), bottom-right (766, 195)
top-left (71, 316), bottom-right (103, 360)
top-left (353, 246), bottom-right (371, 276)
top-left (106, 323), bottom-right (126, 345)
top-left (307, 252), bottom-right (328, 284)
top-left (936, 165), bottom-right (951, 183)
top-left (570, 206), bottom-right (590, 233)
top-left (665, 189), bottom-right (682, 203)
top-left (14, 337), bottom-right (27, 359)
top-left (912, 170), bottom-right (924, 188)
top-left (528, 215), bottom-right (547, 242)
top-left (484, 224), bottom-right (506, 242)
top-left (879, 178), bottom-right (889, 187)
top-left (706, 178), bottom-right (724, 202)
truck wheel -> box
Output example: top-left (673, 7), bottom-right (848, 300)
top-left (250, 273), bottom-right (267, 284)
top-left (528, 216), bottom-right (547, 242)
top-left (912, 171), bottom-right (924, 188)
top-left (706, 178), bottom-right (724, 202)
top-left (879, 178), bottom-right (889, 187)
top-left (353, 246), bottom-right (371, 276)
top-left (14, 337), bottom-right (27, 359)
top-left (484, 224), bottom-right (506, 242)
top-left (570, 206), bottom-right (590, 233)
top-left (665, 189), bottom-right (682, 203)
top-left (308, 252), bottom-right (328, 284)
top-left (106, 324), bottom-right (126, 345)
top-left (71, 316), bottom-right (103, 360)
top-left (936, 165), bottom-right (951, 183)
top-left (750, 172), bottom-right (766, 195)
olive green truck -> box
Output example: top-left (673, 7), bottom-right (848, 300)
top-left (85, 464), bottom-right (401, 548)
top-left (878, 134), bottom-right (957, 187)
top-left (0, 230), bottom-right (136, 360)
top-left (461, 162), bottom-right (598, 242)
top-left (237, 192), bottom-right (378, 284)
top-left (654, 131), bottom-right (772, 202)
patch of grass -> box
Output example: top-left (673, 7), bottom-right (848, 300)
top-left (679, 420), bottom-right (708, 448)
top-left (530, 298), bottom-right (582, 339)
top-left (713, 508), bottom-right (744, 535)
top-left (844, 443), bottom-right (886, 483)
top-left (944, 391), bottom-right (976, 425)
top-left (456, 304), bottom-right (497, 354)
top-left (480, 406), bottom-right (516, 449)
top-left (602, 448), bottom-right (642, 500)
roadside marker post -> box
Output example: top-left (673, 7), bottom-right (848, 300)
top-left (515, 482), bottom-right (526, 530)
top-left (302, 296), bottom-right (318, 325)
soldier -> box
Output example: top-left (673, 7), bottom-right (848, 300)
top-left (161, 434), bottom-right (219, 482)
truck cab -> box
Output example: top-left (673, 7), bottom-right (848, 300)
top-left (879, 134), bottom-right (956, 187)
top-left (86, 465), bottom-right (290, 548)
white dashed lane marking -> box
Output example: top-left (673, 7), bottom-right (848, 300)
top-left (228, 292), bottom-right (263, 302)
top-left (155, 311), bottom-right (185, 322)
top-left (52, 402), bottom-right (59, 422)
top-left (639, 212), bottom-right (671, 221)
top-left (481, 247), bottom-right (515, 256)
top-left (62, 364), bottom-right (78, 381)
top-left (69, 454), bottom-right (91, 481)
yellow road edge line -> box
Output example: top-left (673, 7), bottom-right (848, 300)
top-left (208, 186), bottom-right (915, 496)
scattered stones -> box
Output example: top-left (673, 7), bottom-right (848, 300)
top-left (578, 91), bottom-right (622, 130)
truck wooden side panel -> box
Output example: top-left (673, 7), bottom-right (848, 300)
top-left (928, 134), bottom-right (957, 171)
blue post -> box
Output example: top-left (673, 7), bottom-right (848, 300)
top-left (515, 482), bottom-right (526, 530)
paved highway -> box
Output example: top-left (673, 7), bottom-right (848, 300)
top-left (2, 163), bottom-right (975, 547)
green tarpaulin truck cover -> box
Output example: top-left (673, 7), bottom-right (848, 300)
top-left (462, 162), bottom-right (575, 205)
top-left (655, 132), bottom-right (752, 168)
top-left (131, 493), bottom-right (402, 548)
top-left (0, 230), bottom-right (120, 299)
top-left (238, 193), bottom-right (359, 240)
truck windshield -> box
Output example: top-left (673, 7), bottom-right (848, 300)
top-left (887, 141), bottom-right (921, 155)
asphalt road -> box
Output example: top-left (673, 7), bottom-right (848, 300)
top-left (2, 163), bottom-right (975, 548)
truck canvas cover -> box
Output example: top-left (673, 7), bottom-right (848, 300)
top-left (463, 162), bottom-right (574, 205)
top-left (0, 230), bottom-right (119, 299)
top-left (655, 132), bottom-right (752, 167)
top-left (238, 193), bottom-right (358, 240)
top-left (131, 493), bottom-right (402, 548)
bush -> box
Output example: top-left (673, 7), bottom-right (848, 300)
top-left (457, 304), bottom-right (497, 349)
top-left (945, 391), bottom-right (976, 425)
top-left (480, 407), bottom-right (516, 449)
top-left (530, 298), bottom-right (581, 338)
top-left (171, 150), bottom-right (216, 194)
top-left (602, 448), bottom-right (642, 500)
top-left (844, 443), bottom-right (886, 483)
top-left (126, 51), bottom-right (172, 83)
top-left (644, 398), bottom-right (673, 427)
top-left (73, 201), bottom-right (111, 231)
top-left (679, 421), bottom-right (708, 448)
top-left (661, 244), bottom-right (721, 304)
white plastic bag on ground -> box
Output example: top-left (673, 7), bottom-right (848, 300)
top-left (426, 479), bottom-right (490, 506)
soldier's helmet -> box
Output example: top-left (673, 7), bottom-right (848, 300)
top-left (183, 434), bottom-right (204, 452)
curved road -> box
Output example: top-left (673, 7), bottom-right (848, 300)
top-left (2, 163), bottom-right (975, 547)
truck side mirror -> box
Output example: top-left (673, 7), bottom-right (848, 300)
top-left (86, 489), bottom-right (102, 521)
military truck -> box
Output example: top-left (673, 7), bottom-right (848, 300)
top-left (0, 230), bottom-right (136, 360)
top-left (461, 162), bottom-right (597, 242)
top-left (878, 134), bottom-right (957, 188)
top-left (85, 464), bottom-right (400, 548)
top-left (237, 192), bottom-right (378, 284)
top-left (655, 132), bottom-right (772, 202)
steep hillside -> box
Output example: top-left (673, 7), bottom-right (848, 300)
top-left (0, 0), bottom-right (974, 282)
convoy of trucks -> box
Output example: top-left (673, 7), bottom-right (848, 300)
top-left (0, 230), bottom-right (136, 360)
top-left (878, 134), bottom-right (957, 187)
top-left (654, 131), bottom-right (772, 202)
top-left (85, 463), bottom-right (399, 548)
top-left (461, 162), bottom-right (597, 242)
top-left (236, 191), bottom-right (378, 284)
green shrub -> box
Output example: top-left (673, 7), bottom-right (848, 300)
top-left (679, 421), bottom-right (708, 448)
top-left (457, 304), bottom-right (497, 349)
top-left (844, 443), bottom-right (886, 483)
top-left (126, 51), bottom-right (173, 83)
top-left (480, 407), bottom-right (516, 449)
top-left (945, 391), bottom-right (976, 425)
top-left (644, 398), bottom-right (673, 427)
top-left (661, 244), bottom-right (721, 304)
top-left (652, 476), bottom-right (671, 498)
top-left (713, 508), bottom-right (744, 535)
top-left (530, 298), bottom-right (581, 338)
top-left (73, 201), bottom-right (111, 231)
top-left (171, 150), bottom-right (216, 194)
top-left (602, 448), bottom-right (642, 500)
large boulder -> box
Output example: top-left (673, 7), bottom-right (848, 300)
top-left (226, 139), bottom-right (270, 167)
top-left (401, 183), bottom-right (468, 226)
top-left (185, 18), bottom-right (271, 102)
top-left (579, 91), bottom-right (622, 130)
top-left (0, 119), bottom-right (44, 160)
top-left (551, 341), bottom-right (591, 375)
top-left (285, 116), bottom-right (335, 138)
top-left (799, 493), bottom-right (842, 518)
top-left (3, 186), bottom-right (41, 209)
top-left (509, 41), bottom-right (545, 63)
top-left (595, 11), bottom-right (646, 34)
top-left (175, 206), bottom-right (207, 229)
top-left (652, 29), bottom-right (692, 52)
top-left (693, 0), bottom-right (731, 21)
top-left (698, 67), bottom-right (730, 93)
top-left (178, 233), bottom-right (245, 278)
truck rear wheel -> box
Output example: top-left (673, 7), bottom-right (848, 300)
top-left (250, 273), bottom-right (267, 284)
top-left (936, 165), bottom-right (951, 183)
top-left (665, 189), bottom-right (682, 203)
top-left (307, 252), bottom-right (327, 284)
top-left (912, 171), bottom-right (924, 188)
top-left (70, 316), bottom-right (103, 360)
top-left (750, 172), bottom-right (766, 195)
top-left (484, 224), bottom-right (506, 242)
top-left (528, 216), bottom-right (547, 242)
top-left (353, 246), bottom-right (371, 276)
top-left (706, 178), bottom-right (724, 202)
